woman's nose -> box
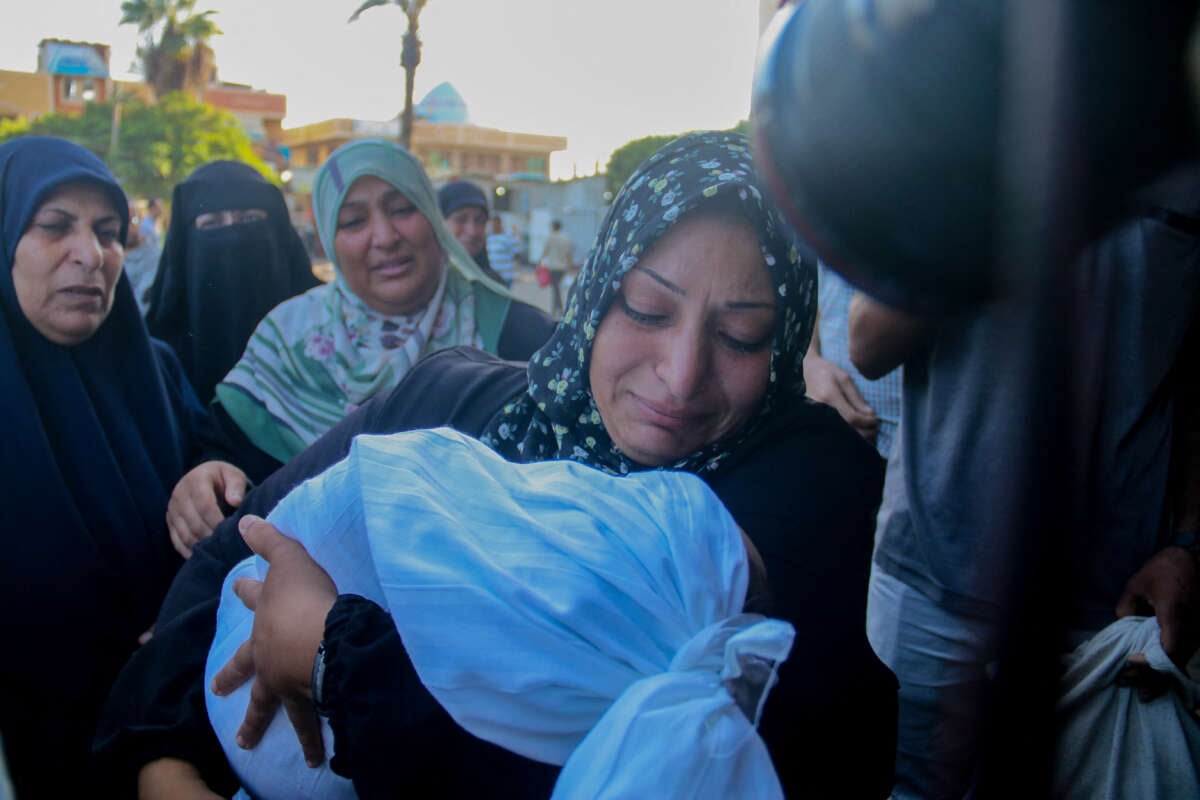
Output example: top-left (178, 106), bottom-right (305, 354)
top-left (370, 210), bottom-right (402, 249)
top-left (71, 232), bottom-right (104, 271)
top-left (658, 326), bottom-right (709, 400)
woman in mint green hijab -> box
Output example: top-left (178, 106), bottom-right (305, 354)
top-left (168, 139), bottom-right (554, 557)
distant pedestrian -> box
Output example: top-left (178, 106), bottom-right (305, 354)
top-left (538, 219), bottom-right (576, 317)
top-left (486, 214), bottom-right (523, 287)
top-left (140, 196), bottom-right (163, 247)
top-left (123, 201), bottom-right (162, 314)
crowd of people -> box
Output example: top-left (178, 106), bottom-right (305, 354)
top-left (1, 2), bottom-right (1199, 798)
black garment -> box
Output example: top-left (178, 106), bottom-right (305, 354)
top-left (96, 347), bottom-right (896, 798)
top-left (146, 161), bottom-right (321, 404)
top-left (0, 137), bottom-right (208, 799)
top-left (197, 300), bottom-right (556, 485)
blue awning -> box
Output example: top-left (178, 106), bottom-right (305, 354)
top-left (45, 44), bottom-right (109, 78)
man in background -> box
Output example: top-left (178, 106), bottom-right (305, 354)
top-left (538, 219), bottom-right (576, 317)
top-left (486, 214), bottom-right (523, 288)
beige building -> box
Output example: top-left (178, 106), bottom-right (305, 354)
top-left (280, 82), bottom-right (567, 221)
top-left (283, 117), bottom-right (566, 177)
top-left (282, 81), bottom-right (566, 183)
top-left (0, 39), bottom-right (288, 167)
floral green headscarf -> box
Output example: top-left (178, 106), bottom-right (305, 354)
top-left (217, 139), bottom-right (516, 463)
top-left (482, 131), bottom-right (817, 475)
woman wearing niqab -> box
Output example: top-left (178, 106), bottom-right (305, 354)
top-left (145, 160), bottom-right (321, 404)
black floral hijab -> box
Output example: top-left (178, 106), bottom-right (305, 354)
top-left (482, 131), bottom-right (816, 475)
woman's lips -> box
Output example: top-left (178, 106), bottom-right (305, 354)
top-left (59, 285), bottom-right (104, 303)
top-left (633, 395), bottom-right (705, 429)
top-left (371, 256), bottom-right (414, 277)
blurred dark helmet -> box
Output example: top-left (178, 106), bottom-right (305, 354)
top-left (751, 0), bottom-right (1200, 315)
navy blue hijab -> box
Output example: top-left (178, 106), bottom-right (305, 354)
top-left (146, 160), bottom-right (320, 403)
top-left (0, 136), bottom-right (195, 794)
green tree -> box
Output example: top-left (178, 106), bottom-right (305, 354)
top-left (349, 0), bottom-right (428, 150)
top-left (604, 134), bottom-right (679, 195)
top-left (120, 0), bottom-right (222, 98)
top-left (604, 120), bottom-right (753, 195)
top-left (0, 92), bottom-right (274, 199)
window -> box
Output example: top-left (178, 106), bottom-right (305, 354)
top-left (61, 78), bottom-right (97, 102)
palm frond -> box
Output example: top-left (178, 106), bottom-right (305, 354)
top-left (348, 0), bottom-right (395, 24)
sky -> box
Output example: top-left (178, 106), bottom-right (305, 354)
top-left (0, 0), bottom-right (770, 180)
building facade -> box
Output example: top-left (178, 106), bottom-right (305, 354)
top-left (0, 39), bottom-right (288, 168)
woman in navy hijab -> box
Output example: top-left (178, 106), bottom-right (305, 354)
top-left (0, 136), bottom-right (207, 798)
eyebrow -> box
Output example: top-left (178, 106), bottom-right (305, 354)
top-left (339, 189), bottom-right (411, 214)
top-left (632, 265), bottom-right (776, 310)
top-left (39, 206), bottom-right (120, 226)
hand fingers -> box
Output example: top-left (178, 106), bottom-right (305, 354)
top-left (138, 626), bottom-right (155, 645)
top-left (237, 675), bottom-right (281, 750)
top-left (212, 639), bottom-right (258, 697)
top-left (218, 462), bottom-right (248, 509)
top-left (282, 696), bottom-right (326, 768)
top-left (168, 524), bottom-right (193, 560)
top-left (835, 372), bottom-right (874, 415)
top-left (1155, 598), bottom-right (1185, 657)
top-left (1115, 583), bottom-right (1147, 619)
top-left (167, 492), bottom-right (218, 550)
top-left (232, 577), bottom-right (264, 611)
top-left (1115, 660), bottom-right (1171, 703)
top-left (239, 515), bottom-right (293, 561)
top-left (197, 505), bottom-right (227, 534)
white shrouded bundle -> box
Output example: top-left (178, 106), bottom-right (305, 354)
top-left (206, 427), bottom-right (794, 800)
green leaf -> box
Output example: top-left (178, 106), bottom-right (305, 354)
top-left (348, 0), bottom-right (395, 23)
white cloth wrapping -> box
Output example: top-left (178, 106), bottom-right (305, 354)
top-left (205, 427), bottom-right (794, 799)
top-left (1054, 616), bottom-right (1200, 799)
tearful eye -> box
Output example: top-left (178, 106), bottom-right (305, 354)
top-left (617, 294), bottom-right (667, 325)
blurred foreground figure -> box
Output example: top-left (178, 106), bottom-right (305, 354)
top-left (851, 198), bottom-right (1200, 799)
top-left (753, 1), bottom-right (1200, 796)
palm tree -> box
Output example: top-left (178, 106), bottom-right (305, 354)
top-left (119, 0), bottom-right (222, 99)
top-left (349, 0), bottom-right (429, 150)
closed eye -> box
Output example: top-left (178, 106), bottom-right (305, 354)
top-left (720, 331), bottom-right (772, 354)
top-left (617, 294), bottom-right (667, 325)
